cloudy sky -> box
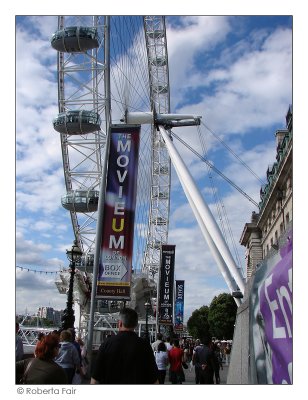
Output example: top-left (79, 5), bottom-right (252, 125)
top-left (14, 14), bottom-right (293, 325)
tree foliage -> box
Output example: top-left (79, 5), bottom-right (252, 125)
top-left (187, 293), bottom-right (237, 340)
top-left (187, 305), bottom-right (210, 339)
top-left (22, 317), bottom-right (54, 327)
top-left (208, 293), bottom-right (237, 339)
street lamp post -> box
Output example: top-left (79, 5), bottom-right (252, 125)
top-left (61, 239), bottom-right (82, 331)
top-left (144, 301), bottom-right (151, 342)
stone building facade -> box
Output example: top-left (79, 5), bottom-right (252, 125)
top-left (240, 106), bottom-right (293, 281)
top-left (228, 106), bottom-right (293, 384)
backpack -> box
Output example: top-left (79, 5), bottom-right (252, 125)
top-left (195, 345), bottom-right (212, 368)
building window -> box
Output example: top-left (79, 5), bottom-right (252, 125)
top-left (286, 212), bottom-right (290, 225)
top-left (270, 238), bottom-right (273, 246)
top-left (275, 230), bottom-right (278, 243)
top-left (266, 244), bottom-right (269, 255)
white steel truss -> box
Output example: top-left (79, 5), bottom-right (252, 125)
top-left (142, 16), bottom-right (171, 278)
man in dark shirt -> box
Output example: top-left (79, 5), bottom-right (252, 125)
top-left (91, 307), bottom-right (159, 384)
top-left (193, 336), bottom-right (215, 384)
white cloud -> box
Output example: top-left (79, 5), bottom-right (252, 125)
top-left (168, 224), bottom-right (232, 320)
top-left (167, 17), bottom-right (291, 137)
top-left (16, 232), bottom-right (51, 265)
top-left (167, 16), bottom-right (231, 96)
top-left (16, 167), bottom-right (65, 214)
top-left (16, 269), bottom-right (66, 314)
top-left (16, 27), bottom-right (57, 106)
top-left (32, 221), bottom-right (54, 231)
top-left (15, 230), bottom-right (69, 267)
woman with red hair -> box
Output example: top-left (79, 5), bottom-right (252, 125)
top-left (16, 333), bottom-right (68, 384)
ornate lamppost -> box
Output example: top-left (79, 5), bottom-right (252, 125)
top-left (61, 239), bottom-right (82, 331)
top-left (144, 301), bottom-right (151, 342)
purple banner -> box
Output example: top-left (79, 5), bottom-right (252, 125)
top-left (249, 230), bottom-right (292, 384)
top-left (158, 245), bottom-right (175, 325)
top-left (97, 125), bottom-right (140, 299)
top-left (174, 280), bottom-right (184, 331)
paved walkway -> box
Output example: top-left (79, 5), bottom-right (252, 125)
top-left (82, 365), bottom-right (229, 385)
top-left (82, 356), bottom-right (230, 385)
top-left (165, 364), bottom-right (229, 385)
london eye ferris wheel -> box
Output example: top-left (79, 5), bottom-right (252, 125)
top-left (51, 16), bottom-right (172, 314)
top-left (51, 16), bottom-right (245, 336)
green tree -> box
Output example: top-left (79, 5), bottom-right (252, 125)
top-left (26, 317), bottom-right (54, 327)
top-left (208, 293), bottom-right (237, 339)
top-left (187, 305), bottom-right (210, 339)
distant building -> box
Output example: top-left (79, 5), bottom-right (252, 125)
top-left (240, 106), bottom-right (293, 280)
top-left (37, 306), bottom-right (54, 321)
top-left (52, 309), bottom-right (62, 326)
top-left (36, 307), bottom-right (63, 326)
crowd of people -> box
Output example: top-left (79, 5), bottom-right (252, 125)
top-left (16, 308), bottom-right (232, 385)
top-left (151, 333), bottom-right (231, 384)
top-left (16, 326), bottom-right (88, 385)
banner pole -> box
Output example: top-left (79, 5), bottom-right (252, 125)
top-left (87, 16), bottom-right (111, 366)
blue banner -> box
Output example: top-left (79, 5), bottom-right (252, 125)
top-left (174, 280), bottom-right (184, 331)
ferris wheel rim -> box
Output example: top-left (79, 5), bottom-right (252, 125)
top-left (54, 16), bottom-right (171, 276)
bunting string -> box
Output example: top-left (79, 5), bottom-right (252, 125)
top-left (16, 265), bottom-right (69, 275)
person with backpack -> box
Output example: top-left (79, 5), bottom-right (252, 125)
top-left (192, 336), bottom-right (215, 384)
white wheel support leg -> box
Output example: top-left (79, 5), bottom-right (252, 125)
top-left (159, 125), bottom-right (245, 297)
top-left (174, 167), bottom-right (242, 306)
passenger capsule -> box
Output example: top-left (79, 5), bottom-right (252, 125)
top-left (154, 165), bottom-right (169, 175)
top-left (53, 110), bottom-right (101, 135)
top-left (146, 30), bottom-right (165, 39)
top-left (152, 85), bottom-right (168, 94)
top-left (50, 26), bottom-right (100, 52)
top-left (152, 191), bottom-right (168, 199)
top-left (61, 190), bottom-right (99, 212)
top-left (149, 240), bottom-right (162, 250)
top-left (150, 57), bottom-right (167, 66)
top-left (152, 217), bottom-right (167, 225)
top-left (75, 253), bottom-right (94, 272)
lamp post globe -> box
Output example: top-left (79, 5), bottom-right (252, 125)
top-left (61, 239), bottom-right (82, 331)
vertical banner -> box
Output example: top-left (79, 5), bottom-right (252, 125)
top-left (249, 228), bottom-right (292, 384)
top-left (158, 245), bottom-right (176, 325)
top-left (96, 125), bottom-right (140, 300)
top-left (174, 280), bottom-right (184, 331)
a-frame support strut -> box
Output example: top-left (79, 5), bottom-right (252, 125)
top-left (158, 125), bottom-right (245, 300)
